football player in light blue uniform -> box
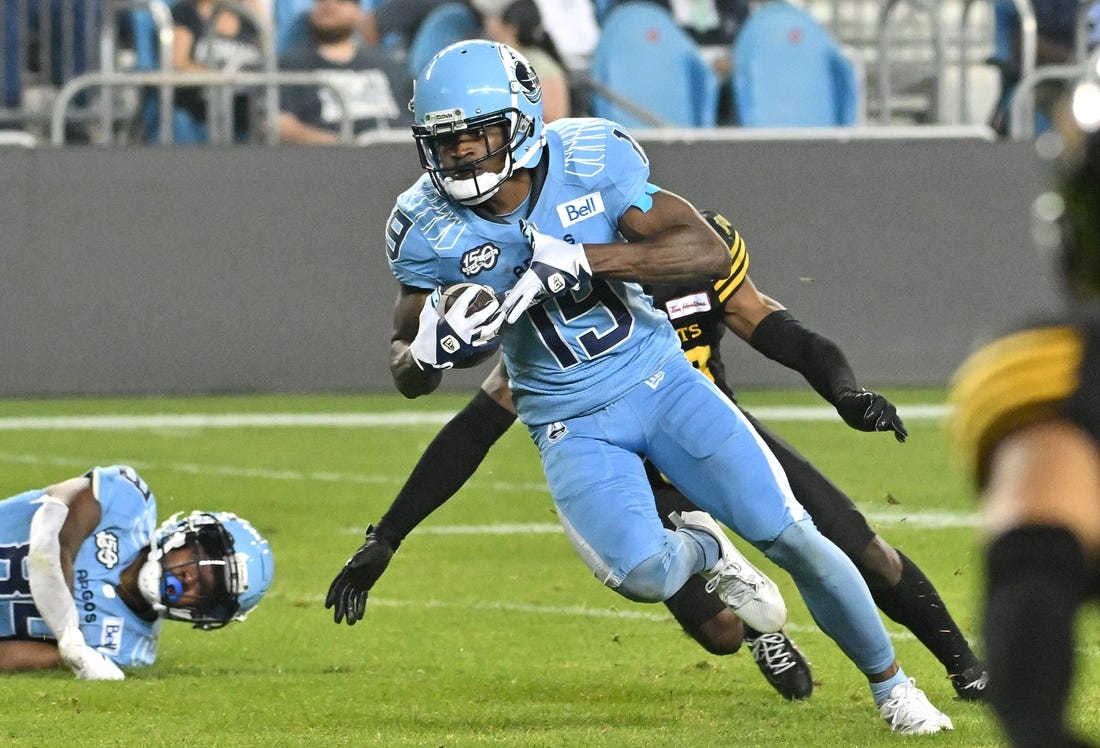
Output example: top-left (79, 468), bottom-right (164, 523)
top-left (0, 465), bottom-right (274, 679)
top-left (383, 40), bottom-right (951, 732)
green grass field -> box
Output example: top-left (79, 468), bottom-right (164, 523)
top-left (0, 388), bottom-right (1096, 747)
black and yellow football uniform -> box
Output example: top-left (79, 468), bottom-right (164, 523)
top-left (949, 317), bottom-right (1096, 489)
top-left (646, 233), bottom-right (879, 567)
top-left (647, 216), bottom-right (749, 401)
top-left (642, 223), bottom-right (982, 689)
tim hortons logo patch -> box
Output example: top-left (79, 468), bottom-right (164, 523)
top-left (664, 293), bottom-right (712, 320)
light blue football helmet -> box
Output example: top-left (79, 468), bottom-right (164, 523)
top-left (411, 40), bottom-right (546, 205)
top-left (137, 510), bottom-right (274, 630)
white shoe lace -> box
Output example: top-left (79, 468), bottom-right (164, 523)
top-left (703, 559), bottom-right (762, 608)
top-left (878, 678), bottom-right (953, 734)
top-left (749, 633), bottom-right (798, 675)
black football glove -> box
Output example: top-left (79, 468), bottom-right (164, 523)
top-left (834, 387), bottom-right (908, 443)
top-left (324, 525), bottom-right (395, 625)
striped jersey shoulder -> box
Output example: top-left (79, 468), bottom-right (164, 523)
top-left (949, 322), bottom-right (1083, 488)
top-left (712, 227), bottom-right (749, 303)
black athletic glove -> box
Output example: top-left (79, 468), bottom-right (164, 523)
top-left (834, 387), bottom-right (908, 443)
top-left (324, 525), bottom-right (394, 625)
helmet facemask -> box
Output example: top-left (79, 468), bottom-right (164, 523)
top-left (413, 108), bottom-right (536, 206)
top-left (138, 512), bottom-right (242, 630)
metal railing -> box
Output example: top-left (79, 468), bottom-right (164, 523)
top-left (2, 0), bottom-right (101, 121)
top-left (51, 69), bottom-right (357, 144)
top-left (1004, 0), bottom-right (1098, 139)
top-left (1008, 62), bottom-right (1086, 139)
top-left (958, 0), bottom-right (1036, 123)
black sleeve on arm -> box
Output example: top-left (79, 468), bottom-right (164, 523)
top-left (374, 389), bottom-right (518, 548)
top-left (748, 309), bottom-right (859, 404)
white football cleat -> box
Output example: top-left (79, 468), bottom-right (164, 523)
top-left (878, 678), bottom-right (954, 734)
top-left (669, 510), bottom-right (787, 633)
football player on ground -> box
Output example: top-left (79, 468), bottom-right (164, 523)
top-left (0, 465), bottom-right (274, 679)
top-left (950, 87), bottom-right (1100, 747)
top-left (327, 208), bottom-right (985, 704)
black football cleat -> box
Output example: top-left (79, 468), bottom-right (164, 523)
top-left (949, 662), bottom-right (989, 702)
top-left (745, 631), bottom-right (814, 700)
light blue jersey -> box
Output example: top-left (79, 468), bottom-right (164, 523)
top-left (387, 118), bottom-right (682, 425)
top-left (0, 465), bottom-right (161, 667)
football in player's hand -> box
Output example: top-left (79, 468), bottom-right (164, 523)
top-left (437, 283), bottom-right (501, 369)
top-left (438, 282), bottom-right (497, 316)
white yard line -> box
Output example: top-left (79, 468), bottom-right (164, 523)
top-left (311, 596), bottom-right (922, 640)
top-left (394, 513), bottom-right (980, 534)
top-left (0, 404), bottom-right (951, 430)
top-left (0, 449), bottom-right (978, 527)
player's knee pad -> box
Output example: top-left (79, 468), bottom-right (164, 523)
top-left (763, 519), bottom-right (834, 580)
top-left (617, 553), bottom-right (683, 602)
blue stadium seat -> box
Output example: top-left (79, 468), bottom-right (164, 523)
top-left (589, 2), bottom-right (717, 128)
top-left (406, 2), bottom-right (480, 78)
top-left (732, 0), bottom-right (858, 127)
top-left (276, 0), bottom-right (314, 54)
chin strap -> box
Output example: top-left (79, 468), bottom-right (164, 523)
top-left (136, 549), bottom-right (164, 612)
top-left (443, 152), bottom-right (514, 206)
top-left (137, 516), bottom-right (189, 613)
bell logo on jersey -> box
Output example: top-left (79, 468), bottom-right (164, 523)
top-left (99, 617), bottom-right (124, 655)
top-left (95, 531), bottom-right (120, 569)
top-left (556, 193), bottom-right (605, 228)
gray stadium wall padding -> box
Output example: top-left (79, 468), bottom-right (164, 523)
top-left (0, 137), bottom-right (1059, 397)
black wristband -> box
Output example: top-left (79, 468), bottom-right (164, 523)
top-left (374, 389), bottom-right (517, 548)
top-left (748, 309), bottom-right (858, 403)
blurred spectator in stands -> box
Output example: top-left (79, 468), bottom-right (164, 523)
top-left (482, 0), bottom-right (571, 121)
top-left (1090, 2), bottom-right (1100, 48)
top-left (171, 0), bottom-right (268, 144)
top-left (277, 0), bottom-right (412, 143)
top-left (276, 0), bottom-right (377, 53)
top-left (988, 0), bottom-right (1087, 136)
top-left (361, 0), bottom-right (478, 50)
top-left (529, 0), bottom-right (600, 73)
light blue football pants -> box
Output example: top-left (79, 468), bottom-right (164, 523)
top-left (528, 356), bottom-right (895, 675)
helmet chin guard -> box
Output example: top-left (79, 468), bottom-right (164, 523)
top-left (441, 156), bottom-right (513, 205)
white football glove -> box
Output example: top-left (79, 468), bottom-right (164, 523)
top-left (409, 285), bottom-right (503, 370)
top-left (500, 221), bottom-right (592, 324)
top-left (58, 628), bottom-right (125, 681)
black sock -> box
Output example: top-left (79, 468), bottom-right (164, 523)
top-left (867, 550), bottom-right (980, 676)
top-left (375, 389), bottom-right (517, 548)
top-left (985, 525), bottom-right (1089, 748)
